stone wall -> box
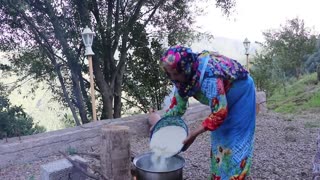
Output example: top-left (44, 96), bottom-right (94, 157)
top-left (0, 104), bottom-right (210, 169)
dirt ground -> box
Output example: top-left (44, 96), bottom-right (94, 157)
top-left (0, 110), bottom-right (319, 180)
top-left (131, 111), bottom-right (320, 180)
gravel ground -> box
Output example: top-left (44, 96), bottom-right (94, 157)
top-left (0, 111), bottom-right (319, 180)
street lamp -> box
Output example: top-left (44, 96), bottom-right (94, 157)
top-left (81, 26), bottom-right (97, 121)
top-left (243, 37), bottom-right (251, 72)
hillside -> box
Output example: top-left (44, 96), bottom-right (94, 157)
top-left (0, 53), bottom-right (68, 131)
top-left (1, 75), bottom-right (68, 131)
top-left (268, 73), bottom-right (320, 114)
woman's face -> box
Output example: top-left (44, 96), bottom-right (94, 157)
top-left (164, 65), bottom-right (188, 83)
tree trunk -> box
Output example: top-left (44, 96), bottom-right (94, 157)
top-left (317, 64), bottom-right (320, 82)
top-left (92, 57), bottom-right (114, 119)
top-left (113, 65), bottom-right (125, 118)
top-left (295, 67), bottom-right (300, 79)
top-left (282, 81), bottom-right (287, 96)
top-left (44, 3), bottom-right (89, 124)
top-left (102, 91), bottom-right (114, 119)
top-left (56, 65), bottom-right (81, 126)
top-left (78, 71), bottom-right (91, 119)
top-left (71, 70), bottom-right (89, 124)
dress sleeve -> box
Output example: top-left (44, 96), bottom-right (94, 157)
top-left (163, 90), bottom-right (188, 117)
top-left (202, 78), bottom-right (228, 131)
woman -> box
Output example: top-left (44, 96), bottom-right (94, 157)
top-left (155, 45), bottom-right (256, 180)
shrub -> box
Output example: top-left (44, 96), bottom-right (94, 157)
top-left (0, 84), bottom-right (45, 139)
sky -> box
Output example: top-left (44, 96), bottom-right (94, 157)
top-left (195, 0), bottom-right (320, 43)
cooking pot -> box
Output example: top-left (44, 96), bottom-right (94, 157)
top-left (133, 152), bottom-right (185, 180)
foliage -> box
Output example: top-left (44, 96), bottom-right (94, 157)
top-left (0, 0), bottom-right (235, 125)
top-left (0, 83), bottom-right (46, 139)
top-left (262, 18), bottom-right (316, 78)
top-left (250, 52), bottom-right (277, 96)
top-left (251, 17), bottom-right (317, 95)
top-left (123, 38), bottom-right (170, 113)
top-left (66, 146), bottom-right (77, 155)
top-left (305, 36), bottom-right (320, 73)
top-left (0, 0), bottom-right (90, 125)
top-left (60, 113), bottom-right (76, 128)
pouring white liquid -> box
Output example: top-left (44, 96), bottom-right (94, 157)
top-left (150, 126), bottom-right (187, 171)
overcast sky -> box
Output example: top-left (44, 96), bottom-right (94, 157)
top-left (194, 0), bottom-right (320, 42)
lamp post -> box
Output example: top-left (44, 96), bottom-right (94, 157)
top-left (81, 26), bottom-right (97, 121)
top-left (243, 37), bottom-right (251, 72)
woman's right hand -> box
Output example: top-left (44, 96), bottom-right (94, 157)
top-left (182, 125), bottom-right (206, 151)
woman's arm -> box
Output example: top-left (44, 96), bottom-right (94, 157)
top-left (182, 78), bottom-right (228, 151)
top-left (182, 124), bottom-right (206, 151)
top-left (202, 78), bottom-right (228, 131)
top-left (163, 90), bottom-right (188, 117)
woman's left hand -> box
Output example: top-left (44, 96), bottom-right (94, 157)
top-left (181, 125), bottom-right (206, 151)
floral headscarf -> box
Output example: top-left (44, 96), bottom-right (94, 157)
top-left (160, 45), bottom-right (200, 97)
top-left (160, 45), bottom-right (249, 98)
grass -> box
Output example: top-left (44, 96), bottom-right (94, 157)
top-left (274, 102), bottom-right (296, 113)
top-left (303, 91), bottom-right (320, 108)
top-left (268, 73), bottom-right (320, 114)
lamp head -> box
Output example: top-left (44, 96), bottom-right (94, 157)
top-left (243, 37), bottom-right (251, 55)
top-left (81, 26), bottom-right (95, 56)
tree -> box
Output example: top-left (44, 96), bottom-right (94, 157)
top-left (305, 35), bottom-right (320, 73)
top-left (262, 18), bottom-right (317, 78)
top-left (0, 1), bottom-right (90, 125)
top-left (250, 52), bottom-right (275, 95)
top-left (123, 38), bottom-right (170, 113)
top-left (0, 0), bottom-right (235, 125)
top-left (251, 18), bottom-right (318, 96)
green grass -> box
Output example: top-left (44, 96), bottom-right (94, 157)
top-left (268, 73), bottom-right (320, 114)
top-left (274, 102), bottom-right (296, 113)
top-left (303, 91), bottom-right (320, 108)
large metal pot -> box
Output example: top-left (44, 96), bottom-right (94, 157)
top-left (133, 152), bottom-right (185, 180)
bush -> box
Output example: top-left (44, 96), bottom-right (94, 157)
top-left (0, 84), bottom-right (45, 139)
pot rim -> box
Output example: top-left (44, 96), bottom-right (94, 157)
top-left (133, 152), bottom-right (185, 173)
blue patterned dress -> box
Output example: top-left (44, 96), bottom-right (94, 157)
top-left (162, 47), bottom-right (256, 180)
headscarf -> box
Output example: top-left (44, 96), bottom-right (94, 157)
top-left (160, 45), bottom-right (200, 97)
top-left (200, 50), bottom-right (248, 81)
top-left (160, 45), bottom-right (248, 98)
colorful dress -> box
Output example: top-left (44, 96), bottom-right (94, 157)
top-left (161, 46), bottom-right (256, 180)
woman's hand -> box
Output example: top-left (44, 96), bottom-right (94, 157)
top-left (181, 125), bottom-right (206, 151)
